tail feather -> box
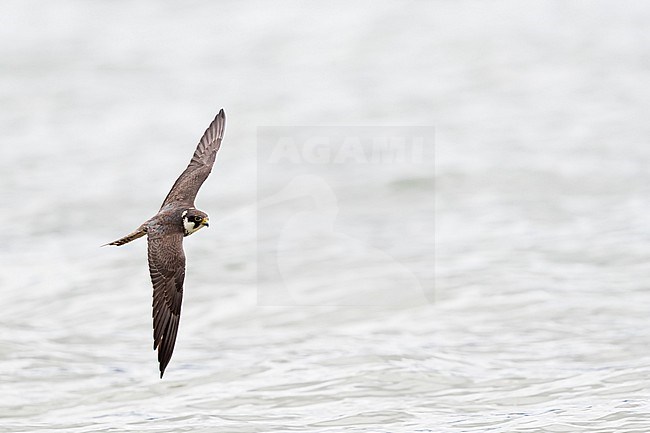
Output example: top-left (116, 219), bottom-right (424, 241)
top-left (104, 226), bottom-right (147, 246)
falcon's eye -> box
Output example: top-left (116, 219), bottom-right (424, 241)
top-left (194, 216), bottom-right (202, 222)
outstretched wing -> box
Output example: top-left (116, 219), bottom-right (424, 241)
top-left (147, 229), bottom-right (185, 378)
top-left (160, 109), bottom-right (226, 209)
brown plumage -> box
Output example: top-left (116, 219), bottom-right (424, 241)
top-left (161, 109), bottom-right (226, 210)
top-left (105, 109), bottom-right (226, 378)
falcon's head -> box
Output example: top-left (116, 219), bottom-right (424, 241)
top-left (181, 209), bottom-right (209, 236)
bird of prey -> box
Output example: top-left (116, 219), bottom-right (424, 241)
top-left (105, 109), bottom-right (226, 378)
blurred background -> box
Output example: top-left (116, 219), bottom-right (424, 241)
top-left (1, 1), bottom-right (650, 432)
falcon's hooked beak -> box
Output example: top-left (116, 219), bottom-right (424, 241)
top-left (202, 217), bottom-right (210, 228)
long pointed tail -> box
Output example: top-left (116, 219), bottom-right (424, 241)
top-left (103, 226), bottom-right (147, 247)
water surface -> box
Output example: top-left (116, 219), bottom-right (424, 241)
top-left (1, 1), bottom-right (650, 431)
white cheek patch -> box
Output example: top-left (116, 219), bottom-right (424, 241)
top-left (183, 217), bottom-right (196, 235)
top-left (183, 216), bottom-right (205, 236)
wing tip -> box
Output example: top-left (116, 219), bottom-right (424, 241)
top-left (217, 108), bottom-right (225, 135)
top-left (212, 108), bottom-right (226, 140)
top-left (214, 108), bottom-right (225, 126)
top-left (158, 353), bottom-right (169, 379)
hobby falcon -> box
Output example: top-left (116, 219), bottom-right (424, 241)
top-left (105, 109), bottom-right (226, 378)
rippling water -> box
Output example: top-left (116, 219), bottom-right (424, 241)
top-left (2, 1), bottom-right (650, 431)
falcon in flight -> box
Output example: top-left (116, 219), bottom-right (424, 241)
top-left (105, 109), bottom-right (226, 378)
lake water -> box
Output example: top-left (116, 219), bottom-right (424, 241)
top-left (2, 1), bottom-right (650, 431)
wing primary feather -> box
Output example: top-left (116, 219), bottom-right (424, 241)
top-left (160, 109), bottom-right (226, 209)
top-left (147, 230), bottom-right (185, 378)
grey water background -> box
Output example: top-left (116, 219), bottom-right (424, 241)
top-left (1, 1), bottom-right (650, 431)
